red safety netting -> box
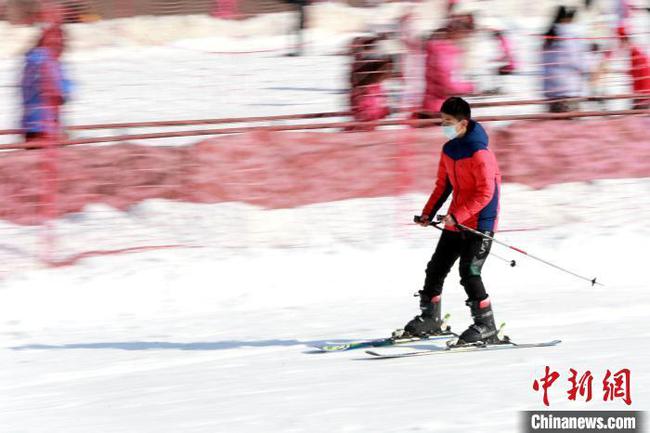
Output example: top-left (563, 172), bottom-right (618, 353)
top-left (1, 115), bottom-right (649, 274)
top-left (2, 0), bottom-right (342, 22)
top-left (3, 116), bottom-right (650, 226)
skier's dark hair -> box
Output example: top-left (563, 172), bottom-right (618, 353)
top-left (440, 97), bottom-right (471, 121)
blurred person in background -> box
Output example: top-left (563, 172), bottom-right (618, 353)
top-left (347, 36), bottom-right (393, 131)
top-left (541, 6), bottom-right (586, 113)
top-left (578, 0), bottom-right (614, 110)
top-left (21, 2), bottom-right (70, 145)
top-left (347, 58), bottom-right (393, 131)
top-left (584, 42), bottom-right (611, 110)
top-left (413, 21), bottom-right (474, 121)
top-left (618, 28), bottom-right (650, 109)
top-left (470, 28), bottom-right (518, 97)
top-left (285, 0), bottom-right (310, 56)
top-left (397, 6), bottom-right (427, 108)
top-left (493, 30), bottom-right (517, 76)
top-left (404, 97), bottom-right (502, 344)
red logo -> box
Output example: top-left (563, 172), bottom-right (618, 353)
top-left (532, 367), bottom-right (632, 407)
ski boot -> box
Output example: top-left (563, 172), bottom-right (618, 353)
top-left (457, 297), bottom-right (499, 344)
top-left (402, 292), bottom-right (446, 337)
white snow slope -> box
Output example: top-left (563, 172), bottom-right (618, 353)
top-left (0, 179), bottom-right (649, 433)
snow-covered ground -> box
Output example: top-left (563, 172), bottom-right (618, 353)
top-left (1, 2), bottom-right (650, 431)
top-left (1, 179), bottom-right (649, 432)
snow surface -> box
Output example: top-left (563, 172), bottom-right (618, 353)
top-left (1, 2), bottom-right (650, 431)
top-left (1, 179), bottom-right (649, 432)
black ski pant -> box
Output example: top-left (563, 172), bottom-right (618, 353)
top-left (422, 229), bottom-right (493, 301)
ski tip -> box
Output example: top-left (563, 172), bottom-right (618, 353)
top-left (532, 339), bottom-right (562, 347)
top-left (313, 344), bottom-right (350, 352)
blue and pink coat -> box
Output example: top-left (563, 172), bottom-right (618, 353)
top-left (21, 26), bottom-right (70, 136)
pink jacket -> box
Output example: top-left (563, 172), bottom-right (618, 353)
top-left (421, 39), bottom-right (474, 113)
top-left (349, 83), bottom-right (390, 129)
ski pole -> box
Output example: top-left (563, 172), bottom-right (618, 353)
top-left (490, 252), bottom-right (517, 267)
top-left (418, 215), bottom-right (517, 267)
top-left (414, 215), bottom-right (601, 286)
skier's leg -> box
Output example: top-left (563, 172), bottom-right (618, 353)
top-left (404, 230), bottom-right (462, 336)
top-left (458, 231), bottom-right (498, 343)
top-left (423, 229), bottom-right (463, 297)
top-left (458, 231), bottom-right (492, 301)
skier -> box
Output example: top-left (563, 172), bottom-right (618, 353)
top-left (21, 3), bottom-right (70, 144)
top-left (404, 96), bottom-right (502, 344)
top-left (541, 6), bottom-right (585, 113)
top-left (617, 28), bottom-right (650, 110)
top-left (415, 22), bottom-right (474, 119)
top-left (347, 56), bottom-right (392, 131)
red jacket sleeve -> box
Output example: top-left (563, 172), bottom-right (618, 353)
top-left (451, 149), bottom-right (496, 224)
top-left (422, 153), bottom-right (452, 217)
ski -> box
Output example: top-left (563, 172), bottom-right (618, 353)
top-left (313, 314), bottom-right (456, 352)
top-left (314, 332), bottom-right (456, 352)
top-left (365, 338), bottom-right (561, 359)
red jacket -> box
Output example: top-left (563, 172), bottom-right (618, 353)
top-left (422, 121), bottom-right (501, 232)
top-left (630, 46), bottom-right (650, 95)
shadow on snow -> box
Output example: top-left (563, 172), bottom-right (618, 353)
top-left (10, 338), bottom-right (352, 352)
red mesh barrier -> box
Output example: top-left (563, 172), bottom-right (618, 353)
top-left (1, 116), bottom-right (649, 225)
top-left (1, 115), bottom-right (649, 273)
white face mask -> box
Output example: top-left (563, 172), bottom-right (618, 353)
top-left (442, 124), bottom-right (459, 140)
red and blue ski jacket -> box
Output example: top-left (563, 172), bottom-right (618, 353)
top-left (422, 120), bottom-right (501, 232)
top-left (21, 25), bottom-right (69, 136)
